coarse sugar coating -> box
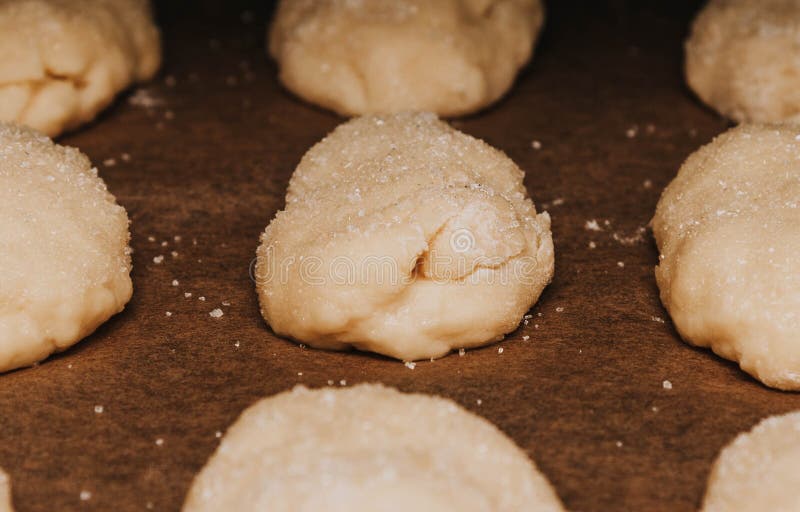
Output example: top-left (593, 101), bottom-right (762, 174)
top-left (702, 411), bottom-right (800, 511)
top-left (0, 0), bottom-right (161, 136)
top-left (0, 122), bottom-right (133, 372)
top-left (268, 0), bottom-right (544, 116)
top-left (652, 124), bottom-right (800, 390)
top-left (183, 384), bottom-right (565, 512)
top-left (685, 0), bottom-right (800, 122)
top-left (255, 112), bottom-right (554, 361)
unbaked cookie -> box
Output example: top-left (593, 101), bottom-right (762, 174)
top-left (652, 124), bottom-right (800, 390)
top-left (0, 469), bottom-right (11, 512)
top-left (0, 0), bottom-right (161, 136)
top-left (255, 112), bottom-right (554, 361)
top-left (183, 384), bottom-right (565, 512)
top-left (702, 411), bottom-right (800, 511)
top-left (268, 0), bottom-right (544, 116)
top-left (0, 123), bottom-right (133, 372)
top-left (685, 0), bottom-right (800, 122)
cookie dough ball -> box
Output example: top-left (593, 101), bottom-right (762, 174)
top-left (183, 384), bottom-right (565, 512)
top-left (702, 411), bottom-right (800, 511)
top-left (0, 470), bottom-right (11, 512)
top-left (685, 0), bottom-right (800, 123)
top-left (652, 125), bottom-right (800, 390)
top-left (255, 113), bottom-right (554, 361)
top-left (0, 123), bottom-right (133, 372)
top-left (0, 0), bottom-right (161, 137)
top-left (268, 0), bottom-right (544, 117)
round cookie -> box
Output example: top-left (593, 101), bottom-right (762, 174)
top-left (255, 112), bottom-right (554, 361)
top-left (702, 411), bottom-right (800, 511)
top-left (183, 384), bottom-right (565, 512)
top-left (0, 123), bottom-right (133, 372)
top-left (685, 0), bottom-right (800, 123)
top-left (0, 470), bottom-right (11, 512)
top-left (0, 0), bottom-right (161, 136)
top-left (652, 124), bottom-right (800, 390)
top-left (268, 0), bottom-right (544, 117)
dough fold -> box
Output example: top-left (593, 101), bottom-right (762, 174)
top-left (256, 113), bottom-right (554, 361)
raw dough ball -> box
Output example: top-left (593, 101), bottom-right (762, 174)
top-left (183, 384), bottom-right (565, 512)
top-left (0, 0), bottom-right (161, 136)
top-left (702, 411), bottom-right (800, 511)
top-left (0, 123), bottom-right (133, 372)
top-left (652, 124), bottom-right (800, 390)
top-left (0, 470), bottom-right (11, 512)
top-left (255, 112), bottom-right (554, 361)
top-left (685, 0), bottom-right (800, 123)
top-left (268, 0), bottom-right (544, 117)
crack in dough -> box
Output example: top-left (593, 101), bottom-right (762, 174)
top-left (0, 0), bottom-right (161, 136)
top-left (256, 113), bottom-right (554, 361)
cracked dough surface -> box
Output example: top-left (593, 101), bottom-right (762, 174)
top-left (183, 384), bottom-right (565, 512)
top-left (0, 123), bottom-right (132, 373)
top-left (268, 0), bottom-right (544, 116)
top-left (702, 411), bottom-right (800, 512)
top-left (0, 0), bottom-right (161, 137)
top-left (685, 0), bottom-right (800, 123)
top-left (255, 112), bottom-right (554, 361)
top-left (0, 470), bottom-right (11, 512)
top-left (652, 124), bottom-right (800, 390)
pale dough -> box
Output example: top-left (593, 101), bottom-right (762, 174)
top-left (0, 123), bottom-right (133, 372)
top-left (685, 0), bottom-right (800, 123)
top-left (268, 0), bottom-right (544, 117)
top-left (702, 411), bottom-right (800, 512)
top-left (0, 469), bottom-right (11, 512)
top-left (0, 0), bottom-right (161, 137)
top-left (255, 112), bottom-right (554, 361)
top-left (183, 384), bottom-right (565, 512)
top-left (652, 124), bottom-right (800, 390)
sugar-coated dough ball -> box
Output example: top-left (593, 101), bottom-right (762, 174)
top-left (0, 123), bottom-right (132, 372)
top-left (268, 0), bottom-right (544, 117)
top-left (685, 0), bottom-right (800, 123)
top-left (255, 113), bottom-right (554, 361)
top-left (0, 470), bottom-right (11, 512)
top-left (652, 125), bottom-right (800, 390)
top-left (0, 0), bottom-right (161, 136)
top-left (702, 411), bottom-right (800, 511)
top-left (183, 384), bottom-right (565, 512)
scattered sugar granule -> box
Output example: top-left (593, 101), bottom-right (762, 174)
top-left (643, 179), bottom-right (653, 189)
top-left (103, 158), bottom-right (116, 167)
top-left (662, 380), bottom-right (673, 390)
top-left (155, 438), bottom-right (164, 446)
top-left (221, 301), bottom-right (231, 306)
top-left (458, 348), bottom-right (466, 357)
top-left (404, 361), bottom-right (416, 370)
top-left (651, 316), bottom-right (665, 324)
top-left (171, 279), bottom-right (179, 287)
top-left (161, 241), bottom-right (168, 247)
top-left (585, 219), bottom-right (603, 231)
top-left (198, 296), bottom-right (206, 302)
top-left (128, 88), bottom-right (162, 108)
top-left (215, 431), bottom-right (222, 439)
top-left (626, 125), bottom-right (638, 138)
top-left (147, 236), bottom-right (156, 242)
top-left (153, 255), bottom-right (164, 264)
top-left (327, 380), bottom-right (335, 386)
top-left (165, 311), bottom-right (172, 317)
top-left (534, 324), bottom-right (540, 329)
top-left (121, 153), bottom-right (131, 162)
top-left (617, 261), bottom-right (625, 268)
top-left (616, 441), bottom-right (624, 448)
top-left (339, 379), bottom-right (347, 386)
top-left (80, 491), bottom-right (92, 501)
top-left (209, 308), bottom-right (224, 318)
top-left (522, 335), bottom-right (530, 341)
top-left (234, 341), bottom-right (240, 348)
top-left (531, 140), bottom-right (542, 150)
top-left (652, 406), bottom-right (660, 413)
top-left (589, 241), bottom-right (597, 249)
top-left (551, 198), bottom-right (565, 206)
top-left (171, 251), bottom-right (179, 258)
top-left (94, 405), bottom-right (104, 414)
top-left (556, 307), bottom-right (564, 313)
top-left (297, 372), bottom-right (303, 376)
top-left (497, 347), bottom-right (504, 354)
top-left (174, 235), bottom-right (182, 242)
top-left (476, 399), bottom-right (483, 406)
top-left (184, 292), bottom-right (192, 298)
